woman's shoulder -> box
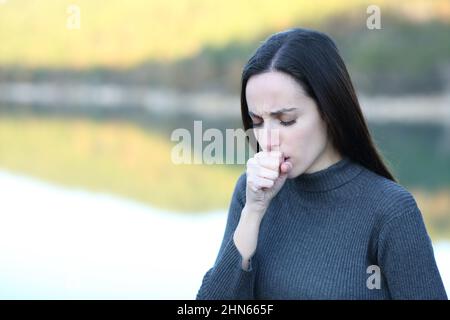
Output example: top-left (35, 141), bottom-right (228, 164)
top-left (361, 164), bottom-right (420, 220)
top-left (357, 164), bottom-right (419, 219)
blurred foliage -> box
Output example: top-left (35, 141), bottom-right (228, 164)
top-left (0, 0), bottom-right (449, 94)
top-left (331, 15), bottom-right (450, 94)
top-left (0, 0), bottom-right (363, 67)
top-left (369, 122), bottom-right (450, 189)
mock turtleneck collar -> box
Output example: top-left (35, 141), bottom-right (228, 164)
top-left (288, 156), bottom-right (363, 192)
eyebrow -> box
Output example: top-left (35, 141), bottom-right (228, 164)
top-left (249, 107), bottom-right (298, 117)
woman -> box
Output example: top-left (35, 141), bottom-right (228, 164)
top-left (196, 28), bottom-right (447, 300)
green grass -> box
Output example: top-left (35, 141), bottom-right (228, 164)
top-left (0, 114), bottom-right (244, 213)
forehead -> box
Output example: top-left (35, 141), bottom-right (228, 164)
top-left (245, 71), bottom-right (308, 113)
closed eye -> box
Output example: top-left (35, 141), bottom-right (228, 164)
top-left (252, 120), bottom-right (296, 127)
top-left (280, 120), bottom-right (296, 126)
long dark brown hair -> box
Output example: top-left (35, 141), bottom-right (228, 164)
top-left (240, 28), bottom-right (396, 182)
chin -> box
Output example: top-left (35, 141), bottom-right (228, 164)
top-left (286, 169), bottom-right (296, 179)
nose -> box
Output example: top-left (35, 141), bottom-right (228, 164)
top-left (257, 126), bottom-right (280, 152)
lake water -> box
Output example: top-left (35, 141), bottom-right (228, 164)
top-left (0, 170), bottom-right (448, 299)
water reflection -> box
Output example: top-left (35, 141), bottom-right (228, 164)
top-left (0, 170), bottom-right (448, 299)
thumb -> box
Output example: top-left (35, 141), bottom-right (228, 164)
top-left (280, 161), bottom-right (292, 174)
top-left (273, 161), bottom-right (292, 190)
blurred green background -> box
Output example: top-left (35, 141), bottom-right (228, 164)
top-left (0, 0), bottom-right (449, 240)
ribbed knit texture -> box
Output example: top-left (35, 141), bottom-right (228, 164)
top-left (196, 157), bottom-right (448, 300)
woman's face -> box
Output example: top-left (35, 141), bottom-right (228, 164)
top-left (245, 71), bottom-right (341, 178)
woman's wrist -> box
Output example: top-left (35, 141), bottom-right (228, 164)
top-left (242, 203), bottom-right (266, 223)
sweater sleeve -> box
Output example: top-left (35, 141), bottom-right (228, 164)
top-left (377, 193), bottom-right (448, 300)
top-left (196, 173), bottom-right (258, 300)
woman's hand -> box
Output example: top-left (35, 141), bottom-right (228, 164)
top-left (245, 150), bottom-right (292, 215)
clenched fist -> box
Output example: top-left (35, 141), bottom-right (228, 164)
top-left (245, 150), bottom-right (292, 213)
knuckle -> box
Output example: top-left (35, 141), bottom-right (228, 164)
top-left (271, 171), bottom-right (279, 179)
top-left (262, 168), bottom-right (278, 180)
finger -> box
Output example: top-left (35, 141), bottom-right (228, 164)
top-left (256, 166), bottom-right (279, 180)
top-left (255, 151), bottom-right (282, 160)
top-left (253, 176), bottom-right (275, 189)
top-left (246, 156), bottom-right (258, 169)
top-left (257, 158), bottom-right (279, 171)
top-left (256, 154), bottom-right (282, 171)
top-left (247, 174), bottom-right (274, 190)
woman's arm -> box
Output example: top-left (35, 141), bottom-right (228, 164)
top-left (196, 152), bottom-right (290, 300)
top-left (196, 173), bottom-right (260, 300)
top-left (233, 204), bottom-right (265, 271)
top-left (377, 195), bottom-right (448, 300)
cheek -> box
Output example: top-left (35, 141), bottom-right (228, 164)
top-left (280, 125), bottom-right (305, 153)
top-left (288, 118), bottom-right (327, 153)
top-left (311, 122), bottom-right (327, 144)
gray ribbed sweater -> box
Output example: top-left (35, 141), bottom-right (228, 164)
top-left (196, 157), bottom-right (448, 300)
